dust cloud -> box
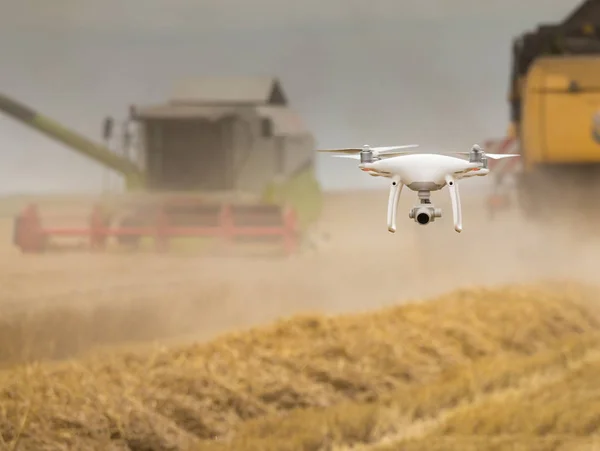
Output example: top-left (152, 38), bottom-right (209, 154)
top-left (2, 186), bottom-right (598, 362)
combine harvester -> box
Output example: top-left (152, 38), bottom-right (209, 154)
top-left (486, 0), bottom-right (600, 222)
top-left (5, 77), bottom-right (322, 256)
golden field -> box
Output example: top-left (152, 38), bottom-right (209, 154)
top-left (2, 191), bottom-right (600, 450)
top-left (2, 283), bottom-right (600, 450)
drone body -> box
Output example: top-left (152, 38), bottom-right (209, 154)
top-left (319, 144), bottom-right (518, 233)
top-left (361, 153), bottom-right (485, 188)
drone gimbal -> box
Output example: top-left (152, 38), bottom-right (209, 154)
top-left (408, 191), bottom-right (442, 225)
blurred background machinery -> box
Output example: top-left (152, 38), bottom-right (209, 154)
top-left (4, 76), bottom-right (322, 255)
top-left (487, 0), bottom-right (600, 222)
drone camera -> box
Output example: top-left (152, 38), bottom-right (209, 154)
top-left (409, 206), bottom-right (442, 225)
top-left (416, 211), bottom-right (431, 225)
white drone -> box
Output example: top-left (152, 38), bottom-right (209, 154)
top-left (318, 144), bottom-right (519, 233)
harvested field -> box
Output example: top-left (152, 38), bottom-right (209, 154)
top-left (2, 190), bottom-right (600, 450)
top-left (1, 283), bottom-right (600, 450)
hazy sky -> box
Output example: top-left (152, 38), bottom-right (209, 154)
top-left (0, 0), bottom-right (582, 193)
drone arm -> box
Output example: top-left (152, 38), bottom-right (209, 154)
top-left (444, 174), bottom-right (463, 233)
top-left (387, 175), bottom-right (403, 233)
top-left (459, 168), bottom-right (490, 179)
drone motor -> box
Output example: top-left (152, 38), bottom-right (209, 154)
top-left (360, 147), bottom-right (374, 164)
top-left (468, 145), bottom-right (489, 168)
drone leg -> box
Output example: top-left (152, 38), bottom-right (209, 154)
top-left (444, 174), bottom-right (462, 233)
top-left (387, 175), bottom-right (403, 233)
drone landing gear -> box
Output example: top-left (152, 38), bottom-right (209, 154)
top-left (387, 175), bottom-right (403, 233)
top-left (387, 176), bottom-right (464, 233)
top-left (409, 191), bottom-right (442, 226)
top-left (444, 175), bottom-right (462, 233)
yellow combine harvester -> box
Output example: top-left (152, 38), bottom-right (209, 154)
top-left (490, 0), bottom-right (600, 221)
top-left (3, 77), bottom-right (322, 255)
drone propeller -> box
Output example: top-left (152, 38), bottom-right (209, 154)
top-left (317, 144), bottom-right (419, 155)
top-left (485, 153), bottom-right (520, 159)
top-left (321, 143), bottom-right (519, 161)
top-left (452, 143), bottom-right (520, 160)
top-left (331, 154), bottom-right (361, 160)
top-left (452, 151), bottom-right (519, 159)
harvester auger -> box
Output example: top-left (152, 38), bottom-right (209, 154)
top-left (4, 76), bottom-right (322, 256)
